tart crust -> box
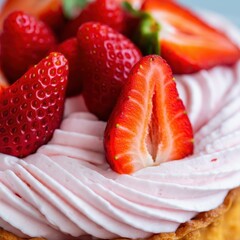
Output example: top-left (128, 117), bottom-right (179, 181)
top-left (0, 187), bottom-right (240, 240)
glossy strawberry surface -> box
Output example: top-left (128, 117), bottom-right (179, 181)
top-left (104, 55), bottom-right (194, 174)
top-left (0, 0), bottom-right (65, 32)
top-left (0, 52), bottom-right (68, 157)
top-left (0, 11), bottom-right (56, 84)
top-left (62, 0), bottom-right (128, 40)
top-left (77, 22), bottom-right (142, 120)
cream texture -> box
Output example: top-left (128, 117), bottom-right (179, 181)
top-left (0, 13), bottom-right (240, 240)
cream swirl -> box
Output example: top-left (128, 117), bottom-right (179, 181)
top-left (0, 13), bottom-right (240, 240)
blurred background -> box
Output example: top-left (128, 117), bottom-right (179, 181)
top-left (179, 0), bottom-right (240, 26)
top-left (0, 0), bottom-right (239, 27)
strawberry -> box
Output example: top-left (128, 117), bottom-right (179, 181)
top-left (0, 0), bottom-right (65, 32)
top-left (104, 55), bottom-right (194, 174)
top-left (57, 38), bottom-right (82, 97)
top-left (62, 0), bottom-right (130, 40)
top-left (0, 11), bottom-right (56, 84)
top-left (136, 0), bottom-right (240, 73)
top-left (77, 22), bottom-right (142, 121)
top-left (0, 70), bottom-right (9, 89)
top-left (0, 83), bottom-right (6, 93)
top-left (0, 52), bottom-right (68, 158)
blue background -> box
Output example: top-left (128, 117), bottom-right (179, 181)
top-left (179, 0), bottom-right (240, 27)
top-left (0, 0), bottom-right (239, 27)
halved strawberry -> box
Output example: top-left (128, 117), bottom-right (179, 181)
top-left (104, 55), bottom-right (194, 174)
top-left (0, 11), bottom-right (56, 84)
top-left (0, 52), bottom-right (68, 158)
top-left (137, 0), bottom-right (240, 73)
top-left (0, 0), bottom-right (65, 32)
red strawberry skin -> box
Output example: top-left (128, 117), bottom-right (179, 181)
top-left (62, 0), bottom-right (128, 40)
top-left (0, 84), bottom-right (6, 93)
top-left (0, 52), bottom-right (68, 158)
top-left (0, 11), bottom-right (56, 84)
top-left (140, 0), bottom-right (240, 73)
top-left (77, 22), bottom-right (142, 121)
top-left (57, 38), bottom-right (82, 97)
top-left (38, 3), bottom-right (66, 34)
top-left (104, 55), bottom-right (194, 174)
top-left (0, 0), bottom-right (65, 32)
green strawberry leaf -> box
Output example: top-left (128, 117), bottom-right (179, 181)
top-left (138, 15), bottom-right (161, 55)
top-left (62, 0), bottom-right (91, 19)
top-left (122, 1), bottom-right (161, 55)
top-left (131, 14), bottom-right (161, 55)
top-left (122, 1), bottom-right (148, 18)
top-left (121, 1), bottom-right (139, 16)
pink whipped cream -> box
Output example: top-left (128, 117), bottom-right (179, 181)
top-left (0, 12), bottom-right (240, 240)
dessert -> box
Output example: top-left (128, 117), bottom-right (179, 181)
top-left (104, 55), bottom-right (194, 173)
top-left (77, 21), bottom-right (142, 120)
top-left (0, 0), bottom-right (240, 240)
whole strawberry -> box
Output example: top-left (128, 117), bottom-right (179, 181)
top-left (77, 22), bottom-right (142, 120)
top-left (0, 11), bottom-right (56, 84)
top-left (0, 52), bottom-right (68, 158)
top-left (57, 38), bottom-right (82, 97)
top-left (0, 0), bottom-right (65, 32)
top-left (62, 0), bottom-right (128, 40)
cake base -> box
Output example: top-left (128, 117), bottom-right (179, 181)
top-left (142, 187), bottom-right (240, 240)
top-left (0, 188), bottom-right (240, 240)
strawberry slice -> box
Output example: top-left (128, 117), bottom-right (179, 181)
top-left (0, 52), bottom-right (68, 158)
top-left (138, 0), bottom-right (240, 73)
top-left (104, 55), bottom-right (194, 174)
top-left (0, 11), bottom-right (56, 84)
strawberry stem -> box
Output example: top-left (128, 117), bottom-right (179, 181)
top-left (122, 2), bottom-right (161, 55)
top-left (121, 1), bottom-right (142, 17)
top-left (136, 15), bottom-right (161, 55)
